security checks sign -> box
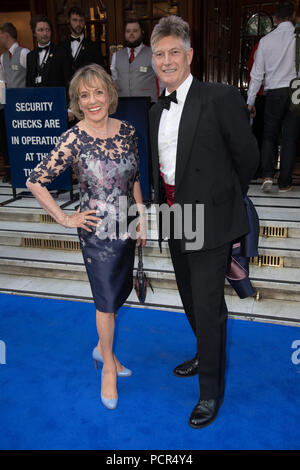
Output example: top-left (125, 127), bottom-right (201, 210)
top-left (4, 87), bottom-right (71, 190)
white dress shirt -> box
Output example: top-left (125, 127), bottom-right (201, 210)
top-left (70, 34), bottom-right (84, 58)
top-left (37, 42), bottom-right (51, 66)
top-left (158, 73), bottom-right (193, 185)
top-left (0, 42), bottom-right (29, 83)
top-left (247, 21), bottom-right (297, 105)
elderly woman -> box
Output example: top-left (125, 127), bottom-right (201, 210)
top-left (26, 63), bottom-right (146, 410)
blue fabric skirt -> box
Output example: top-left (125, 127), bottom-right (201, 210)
top-left (78, 229), bottom-right (136, 313)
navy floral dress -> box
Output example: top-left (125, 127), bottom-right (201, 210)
top-left (28, 121), bottom-right (140, 312)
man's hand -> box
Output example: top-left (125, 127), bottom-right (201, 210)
top-left (248, 105), bottom-right (256, 119)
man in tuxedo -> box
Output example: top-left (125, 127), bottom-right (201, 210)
top-left (150, 15), bottom-right (259, 428)
top-left (60, 6), bottom-right (104, 74)
top-left (59, 6), bottom-right (104, 122)
top-left (26, 15), bottom-right (71, 91)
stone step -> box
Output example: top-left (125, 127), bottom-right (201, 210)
top-left (0, 226), bottom-right (168, 257)
top-left (1, 220), bottom-right (300, 268)
top-left (0, 272), bottom-right (299, 327)
top-left (1, 182), bottom-right (300, 322)
top-left (0, 245), bottom-right (177, 287)
top-left (1, 245), bottom-right (300, 303)
top-left (2, 183), bottom-right (300, 218)
top-left (258, 237), bottom-right (300, 267)
top-left (2, 201), bottom-right (300, 232)
top-left (3, 198), bottom-right (300, 243)
top-left (247, 183), bottom-right (300, 199)
top-left (0, 227), bottom-right (298, 259)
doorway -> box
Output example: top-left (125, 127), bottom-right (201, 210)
top-left (53, 0), bottom-right (183, 70)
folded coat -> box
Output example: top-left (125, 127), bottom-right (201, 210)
top-left (226, 196), bottom-right (259, 299)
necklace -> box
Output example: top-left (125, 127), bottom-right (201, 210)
top-left (83, 119), bottom-right (110, 135)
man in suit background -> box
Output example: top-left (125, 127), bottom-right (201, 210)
top-left (111, 19), bottom-right (161, 103)
top-left (150, 15), bottom-right (259, 428)
top-left (59, 6), bottom-right (104, 123)
top-left (247, 1), bottom-right (299, 193)
top-left (0, 22), bottom-right (30, 182)
top-left (26, 15), bottom-right (71, 92)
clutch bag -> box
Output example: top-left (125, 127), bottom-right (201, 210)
top-left (134, 245), bottom-right (154, 304)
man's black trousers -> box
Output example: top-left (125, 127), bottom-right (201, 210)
top-left (261, 87), bottom-right (300, 187)
top-left (168, 234), bottom-right (231, 400)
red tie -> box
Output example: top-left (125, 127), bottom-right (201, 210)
top-left (129, 48), bottom-right (135, 64)
top-left (8, 51), bottom-right (12, 60)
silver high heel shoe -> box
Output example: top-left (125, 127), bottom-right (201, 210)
top-left (93, 347), bottom-right (132, 377)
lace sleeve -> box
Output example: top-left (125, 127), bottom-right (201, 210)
top-left (26, 129), bottom-right (77, 187)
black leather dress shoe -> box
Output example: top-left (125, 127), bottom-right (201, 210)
top-left (188, 398), bottom-right (223, 429)
top-left (173, 357), bottom-right (199, 377)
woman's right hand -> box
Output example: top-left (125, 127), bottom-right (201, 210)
top-left (64, 208), bottom-right (101, 232)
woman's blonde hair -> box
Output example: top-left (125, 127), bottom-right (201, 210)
top-left (69, 63), bottom-right (118, 120)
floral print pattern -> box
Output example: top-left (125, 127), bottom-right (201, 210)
top-left (28, 121), bottom-right (140, 240)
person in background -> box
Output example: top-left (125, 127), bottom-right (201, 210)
top-left (248, 40), bottom-right (267, 178)
top-left (26, 15), bottom-right (71, 91)
top-left (111, 19), bottom-right (161, 103)
top-left (247, 1), bottom-right (300, 193)
top-left (0, 23), bottom-right (30, 182)
top-left (150, 15), bottom-right (259, 429)
top-left (248, 41), bottom-right (265, 149)
top-left (59, 6), bottom-right (104, 123)
top-left (26, 64), bottom-right (146, 411)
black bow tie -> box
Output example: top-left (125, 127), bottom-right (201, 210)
top-left (37, 45), bottom-right (49, 53)
top-left (71, 36), bottom-right (81, 42)
top-left (159, 90), bottom-right (178, 110)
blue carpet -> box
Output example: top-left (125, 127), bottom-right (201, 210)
top-left (0, 292), bottom-right (300, 450)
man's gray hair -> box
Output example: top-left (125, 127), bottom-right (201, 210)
top-left (150, 15), bottom-right (191, 50)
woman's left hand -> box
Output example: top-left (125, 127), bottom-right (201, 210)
top-left (65, 207), bottom-right (100, 232)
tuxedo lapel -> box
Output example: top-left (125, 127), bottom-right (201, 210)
top-left (75, 38), bottom-right (86, 65)
top-left (40, 44), bottom-right (55, 74)
top-left (66, 38), bottom-right (72, 55)
top-left (150, 103), bottom-right (163, 168)
top-left (175, 78), bottom-right (203, 192)
top-left (150, 103), bottom-right (164, 204)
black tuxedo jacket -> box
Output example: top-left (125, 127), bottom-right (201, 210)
top-left (149, 78), bottom-right (260, 252)
top-left (59, 37), bottom-right (104, 76)
top-left (26, 43), bottom-right (72, 90)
